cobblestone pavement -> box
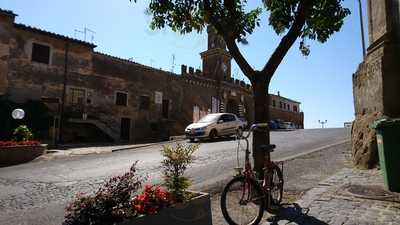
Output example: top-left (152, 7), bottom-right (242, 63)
top-left (263, 168), bottom-right (400, 225)
top-left (0, 177), bottom-right (105, 225)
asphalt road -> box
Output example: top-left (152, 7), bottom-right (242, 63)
top-left (0, 128), bottom-right (350, 225)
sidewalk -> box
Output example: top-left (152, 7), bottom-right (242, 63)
top-left (211, 167), bottom-right (400, 225)
top-left (36, 139), bottom-right (183, 161)
top-left (266, 168), bottom-right (400, 225)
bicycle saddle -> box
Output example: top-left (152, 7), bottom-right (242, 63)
top-left (259, 144), bottom-right (276, 152)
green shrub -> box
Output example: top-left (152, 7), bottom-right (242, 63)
top-left (13, 125), bottom-right (33, 141)
top-left (160, 143), bottom-right (198, 202)
top-left (63, 162), bottom-right (144, 225)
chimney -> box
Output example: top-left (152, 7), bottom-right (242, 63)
top-left (181, 64), bottom-right (187, 75)
top-left (189, 67), bottom-right (194, 74)
top-left (0, 9), bottom-right (17, 24)
top-left (277, 91), bottom-right (280, 96)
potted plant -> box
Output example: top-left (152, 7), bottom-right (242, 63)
top-left (121, 143), bottom-right (212, 225)
top-left (63, 162), bottom-right (144, 225)
top-left (63, 144), bottom-right (213, 225)
top-left (0, 125), bottom-right (47, 166)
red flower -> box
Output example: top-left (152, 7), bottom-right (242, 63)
top-left (131, 184), bottom-right (171, 215)
top-left (0, 140), bottom-right (41, 147)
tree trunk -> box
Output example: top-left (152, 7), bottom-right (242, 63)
top-left (251, 79), bottom-right (270, 177)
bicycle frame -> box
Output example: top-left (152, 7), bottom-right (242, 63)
top-left (220, 123), bottom-right (284, 225)
top-left (236, 124), bottom-right (283, 194)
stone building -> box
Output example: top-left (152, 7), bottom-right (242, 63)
top-left (270, 92), bottom-right (303, 128)
top-left (352, 0), bottom-right (400, 168)
top-left (0, 8), bottom-right (303, 143)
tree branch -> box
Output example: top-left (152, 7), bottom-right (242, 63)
top-left (225, 38), bottom-right (256, 81)
top-left (261, 0), bottom-right (313, 77)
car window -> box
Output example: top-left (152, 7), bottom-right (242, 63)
top-left (227, 114), bottom-right (236, 122)
top-left (220, 114), bottom-right (229, 122)
top-left (198, 114), bottom-right (220, 123)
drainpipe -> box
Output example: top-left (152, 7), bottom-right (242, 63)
top-left (58, 41), bottom-right (69, 143)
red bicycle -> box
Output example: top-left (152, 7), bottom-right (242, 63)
top-left (220, 123), bottom-right (284, 225)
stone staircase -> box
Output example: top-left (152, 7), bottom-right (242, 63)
top-left (68, 118), bottom-right (120, 142)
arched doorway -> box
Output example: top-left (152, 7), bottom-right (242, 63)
top-left (226, 99), bottom-right (239, 116)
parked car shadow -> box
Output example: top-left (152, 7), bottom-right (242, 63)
top-left (266, 203), bottom-right (328, 225)
top-left (270, 129), bottom-right (296, 132)
top-left (188, 136), bottom-right (237, 143)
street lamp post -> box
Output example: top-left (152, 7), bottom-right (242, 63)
top-left (357, 0), bottom-right (366, 58)
top-left (318, 120), bottom-right (328, 129)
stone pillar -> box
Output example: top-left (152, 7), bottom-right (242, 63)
top-left (352, 0), bottom-right (400, 169)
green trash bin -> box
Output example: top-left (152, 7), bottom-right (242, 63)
top-left (370, 118), bottom-right (400, 192)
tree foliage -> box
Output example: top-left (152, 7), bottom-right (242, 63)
top-left (133, 0), bottom-right (350, 57)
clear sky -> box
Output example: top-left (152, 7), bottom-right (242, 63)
top-left (0, 0), bottom-right (368, 128)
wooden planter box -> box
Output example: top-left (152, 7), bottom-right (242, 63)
top-left (119, 191), bottom-right (213, 225)
top-left (0, 144), bottom-right (47, 167)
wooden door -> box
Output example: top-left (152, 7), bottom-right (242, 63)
top-left (120, 118), bottom-right (131, 141)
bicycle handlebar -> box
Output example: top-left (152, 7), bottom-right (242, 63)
top-left (242, 123), bottom-right (269, 139)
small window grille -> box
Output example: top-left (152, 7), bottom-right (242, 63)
top-left (140, 96), bottom-right (150, 110)
top-left (31, 43), bottom-right (50, 64)
top-left (116, 92), bottom-right (128, 106)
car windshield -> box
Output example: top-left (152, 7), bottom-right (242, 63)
top-left (197, 114), bottom-right (220, 123)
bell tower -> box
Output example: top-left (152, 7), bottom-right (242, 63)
top-left (200, 26), bottom-right (232, 80)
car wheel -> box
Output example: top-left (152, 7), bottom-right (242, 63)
top-left (209, 129), bottom-right (217, 140)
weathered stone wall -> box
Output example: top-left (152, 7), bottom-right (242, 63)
top-left (0, 13), bottom-right (14, 95)
top-left (90, 53), bottom-right (253, 142)
top-left (367, 0), bottom-right (388, 44)
top-left (353, 50), bottom-right (384, 116)
top-left (5, 27), bottom-right (94, 103)
top-left (352, 0), bottom-right (400, 169)
top-left (0, 8), bottom-right (302, 143)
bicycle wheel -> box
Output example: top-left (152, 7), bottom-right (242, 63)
top-left (221, 176), bottom-right (264, 225)
top-left (265, 165), bottom-right (283, 213)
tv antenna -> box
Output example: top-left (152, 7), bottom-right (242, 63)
top-left (74, 27), bottom-right (96, 43)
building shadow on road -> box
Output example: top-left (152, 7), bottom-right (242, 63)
top-left (266, 203), bottom-right (328, 225)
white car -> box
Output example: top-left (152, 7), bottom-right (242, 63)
top-left (185, 113), bottom-right (245, 142)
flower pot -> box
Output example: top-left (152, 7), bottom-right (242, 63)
top-left (0, 144), bottom-right (47, 167)
top-left (119, 191), bottom-right (213, 225)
